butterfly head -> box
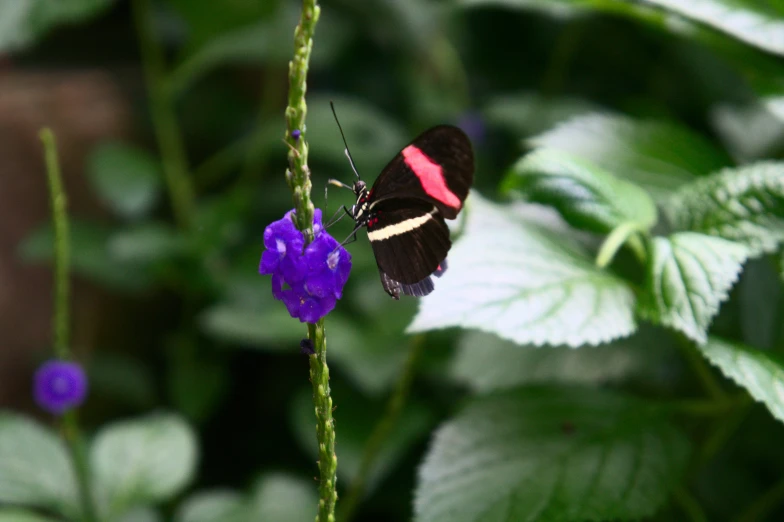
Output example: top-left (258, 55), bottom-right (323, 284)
top-left (353, 180), bottom-right (366, 196)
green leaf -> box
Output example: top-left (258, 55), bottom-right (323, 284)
top-left (108, 223), bottom-right (185, 265)
top-left (639, 0), bottom-right (784, 57)
top-left (451, 331), bottom-right (646, 392)
top-left (291, 386), bottom-right (433, 492)
top-left (19, 220), bottom-right (153, 292)
top-left (203, 298), bottom-right (409, 395)
top-left (529, 113), bottom-right (731, 200)
top-left (118, 507), bottom-right (162, 522)
top-left (0, 413), bottom-right (79, 517)
top-left (504, 149), bottom-right (657, 233)
top-left (250, 473), bottom-right (318, 522)
top-left (483, 93), bottom-right (600, 138)
top-left (711, 102), bottom-right (784, 161)
top-left (638, 233), bottom-right (749, 344)
top-left (200, 304), bottom-right (303, 348)
top-left (408, 193), bottom-right (636, 347)
top-left (0, 0), bottom-right (115, 52)
top-left (175, 490), bottom-right (246, 522)
top-left (303, 95), bottom-right (407, 174)
top-left (0, 510), bottom-right (59, 522)
top-left (87, 142), bottom-right (163, 220)
top-left (698, 337), bottom-right (784, 425)
top-left (666, 162), bottom-right (784, 256)
top-left (168, 4), bottom-right (349, 96)
top-left (415, 387), bottom-right (689, 522)
top-left (91, 414), bottom-right (198, 519)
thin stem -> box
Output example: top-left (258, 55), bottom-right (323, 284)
top-left (595, 221), bottom-right (647, 268)
top-left (735, 475), bottom-right (784, 522)
top-left (63, 412), bottom-right (98, 522)
top-left (673, 488), bottom-right (708, 522)
top-left (282, 1), bottom-right (333, 520)
top-left (132, 0), bottom-right (196, 230)
top-left (677, 336), bottom-right (727, 402)
top-left (40, 129), bottom-right (98, 522)
top-left (339, 336), bottom-right (425, 522)
top-left (40, 129), bottom-right (69, 360)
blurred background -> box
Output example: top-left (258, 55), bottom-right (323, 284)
top-left (2, 0), bottom-right (784, 521)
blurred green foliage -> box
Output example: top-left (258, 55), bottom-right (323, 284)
top-left (3, 0), bottom-right (784, 521)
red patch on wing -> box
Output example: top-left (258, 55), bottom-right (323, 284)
top-left (402, 145), bottom-right (461, 209)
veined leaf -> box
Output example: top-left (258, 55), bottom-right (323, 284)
top-left (529, 113), bottom-right (730, 201)
top-left (408, 193), bottom-right (636, 347)
top-left (638, 0), bottom-right (784, 57)
top-left (91, 414), bottom-right (198, 519)
top-left (638, 233), bottom-right (749, 344)
top-left (504, 149), bottom-right (657, 233)
top-left (415, 387), bottom-right (689, 522)
top-left (0, 414), bottom-right (79, 518)
top-left (698, 337), bottom-right (784, 425)
top-left (666, 162), bottom-right (784, 256)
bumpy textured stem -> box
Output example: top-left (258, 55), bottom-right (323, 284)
top-left (132, 0), bottom-right (196, 230)
top-left (285, 0), bottom-right (320, 241)
top-left (39, 129), bottom-right (98, 522)
top-left (283, 2), bottom-right (335, 521)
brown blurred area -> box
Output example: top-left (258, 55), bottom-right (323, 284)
top-left (0, 69), bottom-right (130, 411)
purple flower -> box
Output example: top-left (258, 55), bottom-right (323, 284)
top-left (305, 232), bottom-right (352, 299)
top-left (34, 360), bottom-right (88, 415)
top-left (260, 208), bottom-right (350, 323)
top-left (291, 129), bottom-right (301, 140)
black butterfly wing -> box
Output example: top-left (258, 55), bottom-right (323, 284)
top-left (369, 125), bottom-right (473, 220)
top-left (367, 198), bottom-right (450, 289)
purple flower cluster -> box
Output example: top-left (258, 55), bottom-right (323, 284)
top-left (259, 209), bottom-right (351, 323)
top-left (34, 360), bottom-right (88, 415)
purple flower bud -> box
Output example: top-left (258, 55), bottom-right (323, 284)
top-left (33, 360), bottom-right (88, 415)
top-left (300, 338), bottom-right (315, 355)
top-left (291, 129), bottom-right (301, 141)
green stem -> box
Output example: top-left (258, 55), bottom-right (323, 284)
top-left (40, 129), bottom-right (70, 360)
top-left (339, 336), bottom-right (425, 522)
top-left (282, 2), bottom-right (333, 520)
top-left (735, 475), bottom-right (784, 522)
top-left (677, 336), bottom-right (727, 402)
top-left (40, 129), bottom-right (98, 522)
top-left (595, 221), bottom-right (647, 268)
top-left (309, 321), bottom-right (337, 522)
top-left (63, 412), bottom-right (98, 522)
top-left (132, 0), bottom-right (196, 230)
top-left (284, 0), bottom-right (320, 240)
top-left (673, 488), bottom-right (708, 522)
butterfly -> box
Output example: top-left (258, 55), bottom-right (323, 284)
top-left (327, 103), bottom-right (474, 299)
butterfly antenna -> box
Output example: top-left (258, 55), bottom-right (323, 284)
top-left (330, 101), bottom-right (361, 180)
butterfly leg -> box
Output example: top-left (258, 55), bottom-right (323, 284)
top-left (325, 205), bottom-right (353, 229)
top-left (324, 178), bottom-right (354, 225)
